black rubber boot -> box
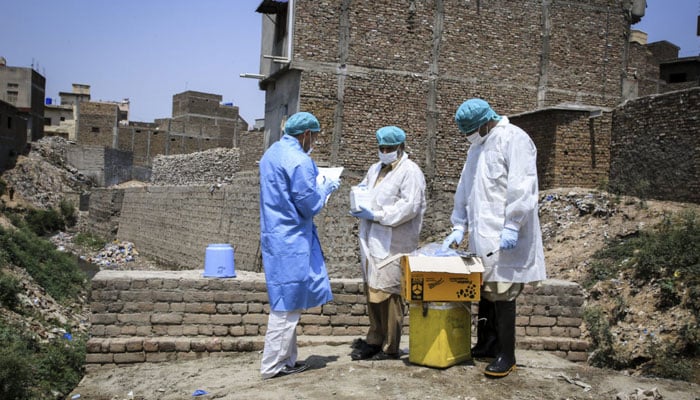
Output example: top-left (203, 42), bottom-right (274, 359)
top-left (471, 299), bottom-right (498, 359)
top-left (484, 300), bottom-right (516, 378)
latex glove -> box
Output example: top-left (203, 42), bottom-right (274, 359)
top-left (499, 227), bottom-right (519, 249)
top-left (441, 229), bottom-right (464, 251)
top-left (320, 178), bottom-right (341, 197)
top-left (350, 206), bottom-right (375, 221)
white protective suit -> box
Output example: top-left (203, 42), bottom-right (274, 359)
top-left (450, 116), bottom-right (546, 283)
top-left (358, 152), bottom-right (426, 293)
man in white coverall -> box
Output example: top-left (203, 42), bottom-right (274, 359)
top-left (350, 126), bottom-right (426, 360)
top-left (259, 112), bottom-right (341, 379)
top-left (441, 98), bottom-right (546, 378)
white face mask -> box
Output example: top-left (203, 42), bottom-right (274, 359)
top-left (378, 150), bottom-right (398, 165)
top-left (466, 131), bottom-right (481, 144)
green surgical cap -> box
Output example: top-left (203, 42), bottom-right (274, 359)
top-left (285, 112), bottom-right (321, 136)
top-left (455, 98), bottom-right (502, 134)
top-left (376, 126), bottom-right (406, 146)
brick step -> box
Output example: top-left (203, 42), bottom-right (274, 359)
top-left (517, 336), bottom-right (590, 362)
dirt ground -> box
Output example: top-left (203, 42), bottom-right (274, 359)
top-left (69, 340), bottom-right (699, 400)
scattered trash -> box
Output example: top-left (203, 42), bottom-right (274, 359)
top-left (70, 395), bottom-right (81, 400)
top-left (558, 373), bottom-right (592, 391)
top-left (193, 389), bottom-right (209, 396)
top-left (615, 387), bottom-right (663, 400)
top-left (63, 332), bottom-right (73, 341)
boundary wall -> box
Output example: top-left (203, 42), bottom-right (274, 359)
top-left (86, 270), bottom-right (588, 367)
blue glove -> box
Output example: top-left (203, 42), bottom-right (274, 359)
top-left (351, 206), bottom-right (375, 221)
top-left (500, 227), bottom-right (519, 249)
top-left (320, 178), bottom-right (341, 197)
top-left (441, 229), bottom-right (464, 251)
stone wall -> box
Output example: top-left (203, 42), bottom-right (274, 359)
top-left (86, 270), bottom-right (588, 366)
top-left (610, 88), bottom-right (700, 203)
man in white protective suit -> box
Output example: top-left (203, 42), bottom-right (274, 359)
top-left (442, 98), bottom-right (546, 378)
top-left (350, 125), bottom-right (426, 361)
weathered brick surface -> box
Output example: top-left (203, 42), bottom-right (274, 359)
top-left (610, 88), bottom-right (699, 203)
top-left (87, 270), bottom-right (589, 365)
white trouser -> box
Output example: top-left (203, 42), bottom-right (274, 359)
top-left (260, 309), bottom-right (301, 379)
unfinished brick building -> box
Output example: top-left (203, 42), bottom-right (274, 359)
top-left (254, 0), bottom-right (648, 192)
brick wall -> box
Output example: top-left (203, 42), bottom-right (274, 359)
top-left (86, 270), bottom-right (588, 366)
top-left (512, 108), bottom-right (612, 190)
top-left (610, 88), bottom-right (700, 203)
top-left (87, 188), bottom-right (125, 240)
top-left (237, 130), bottom-right (264, 171)
top-left (278, 0), bottom-right (631, 186)
top-left (78, 102), bottom-right (118, 147)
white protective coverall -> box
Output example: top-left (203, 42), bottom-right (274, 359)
top-left (450, 116), bottom-right (546, 283)
top-left (358, 152), bottom-right (426, 293)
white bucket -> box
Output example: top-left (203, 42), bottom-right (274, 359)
top-left (203, 244), bottom-right (236, 278)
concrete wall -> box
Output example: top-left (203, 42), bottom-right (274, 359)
top-left (610, 88), bottom-right (700, 203)
top-left (0, 100), bottom-right (28, 171)
top-left (66, 144), bottom-right (133, 187)
top-left (86, 270), bottom-right (588, 366)
top-left (0, 65), bottom-right (45, 141)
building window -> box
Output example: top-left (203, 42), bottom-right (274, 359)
top-left (7, 116), bottom-right (12, 129)
top-left (44, 117), bottom-right (51, 125)
top-left (668, 73), bottom-right (687, 83)
top-left (60, 117), bottom-right (65, 121)
top-left (91, 127), bottom-right (100, 133)
top-left (7, 83), bottom-right (18, 88)
top-left (6, 90), bottom-right (18, 104)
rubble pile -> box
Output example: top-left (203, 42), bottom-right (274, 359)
top-left (2, 137), bottom-right (94, 210)
top-left (50, 232), bottom-right (158, 271)
top-left (1, 265), bottom-right (89, 342)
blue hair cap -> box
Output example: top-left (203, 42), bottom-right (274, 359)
top-left (376, 126), bottom-right (406, 146)
top-left (455, 98), bottom-right (502, 134)
top-left (285, 112), bottom-right (321, 136)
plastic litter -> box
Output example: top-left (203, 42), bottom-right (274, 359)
top-left (193, 389), bottom-right (209, 396)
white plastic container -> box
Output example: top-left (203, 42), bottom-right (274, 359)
top-left (203, 244), bottom-right (236, 278)
top-left (350, 185), bottom-right (372, 212)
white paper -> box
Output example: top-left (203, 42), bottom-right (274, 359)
top-left (317, 167), bottom-right (344, 204)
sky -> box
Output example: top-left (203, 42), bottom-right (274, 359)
top-left (1, 0), bottom-right (698, 127)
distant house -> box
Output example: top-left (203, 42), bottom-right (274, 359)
top-left (0, 56), bottom-right (46, 142)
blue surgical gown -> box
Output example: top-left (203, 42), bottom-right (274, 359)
top-left (259, 134), bottom-right (333, 312)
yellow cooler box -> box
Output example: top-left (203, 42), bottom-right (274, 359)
top-left (409, 302), bottom-right (471, 368)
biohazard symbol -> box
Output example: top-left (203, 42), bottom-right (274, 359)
top-left (455, 281), bottom-right (477, 299)
top-left (411, 278), bottom-right (423, 300)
